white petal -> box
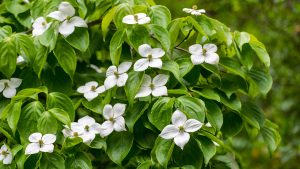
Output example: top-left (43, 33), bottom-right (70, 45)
top-left (17, 55), bottom-right (25, 64)
top-left (184, 119), bottom-right (203, 132)
top-left (183, 8), bottom-right (193, 13)
top-left (141, 74), bottom-right (152, 86)
top-left (32, 17), bottom-right (47, 29)
top-left (149, 58), bottom-right (162, 69)
top-left (113, 116), bottom-right (126, 132)
top-left (58, 1), bottom-right (75, 17)
top-left (122, 15), bottom-right (136, 24)
top-left (138, 44), bottom-right (152, 57)
top-left (152, 86), bottom-right (168, 97)
top-left (135, 13), bottom-right (147, 18)
top-left (133, 58), bottom-right (149, 71)
top-left (205, 53), bottom-right (219, 65)
top-left (174, 132), bottom-right (190, 150)
top-left (191, 54), bottom-right (205, 65)
top-left (153, 74), bottom-right (169, 86)
top-left (90, 123), bottom-right (101, 134)
top-left (104, 76), bottom-right (117, 89)
top-left (106, 65), bottom-right (117, 77)
top-left (77, 85), bottom-right (90, 94)
top-left (159, 125), bottom-right (179, 139)
top-left (29, 132), bottom-right (42, 142)
top-left (0, 82), bottom-right (4, 92)
top-left (3, 154), bottom-right (12, 164)
top-left (8, 78), bottom-right (22, 88)
top-left (137, 17), bottom-right (150, 24)
top-left (0, 145), bottom-right (8, 151)
top-left (25, 143), bottom-right (40, 155)
top-left (151, 48), bottom-right (165, 58)
top-left (3, 87), bottom-right (16, 98)
top-left (62, 128), bottom-right (73, 137)
top-left (103, 104), bottom-right (113, 120)
top-left (135, 86), bottom-right (151, 98)
top-left (203, 43), bottom-right (217, 53)
top-left (117, 62), bottom-right (132, 74)
top-left (71, 122), bottom-right (84, 133)
top-left (113, 103), bottom-right (126, 117)
top-left (205, 122), bottom-right (212, 127)
top-left (59, 20), bottom-right (75, 37)
top-left (78, 116), bottom-right (96, 126)
top-left (85, 81), bottom-right (98, 88)
top-left (189, 44), bottom-right (202, 55)
top-left (0, 154), bottom-right (3, 161)
top-left (96, 85), bottom-right (106, 94)
top-left (83, 91), bottom-right (98, 101)
top-left (99, 121), bottom-right (114, 137)
top-left (80, 133), bottom-right (95, 143)
top-left (47, 11), bottom-right (67, 21)
top-left (42, 134), bottom-right (56, 144)
top-left (191, 11), bottom-right (202, 16)
top-left (172, 110), bottom-right (187, 127)
top-left (69, 16), bottom-right (87, 28)
top-left (116, 73), bottom-right (128, 87)
top-left (39, 144), bottom-right (54, 153)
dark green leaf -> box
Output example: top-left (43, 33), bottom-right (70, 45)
top-left (196, 136), bottom-right (216, 165)
top-left (176, 96), bottom-right (206, 122)
top-left (40, 153), bottom-right (65, 169)
top-left (65, 152), bottom-right (92, 169)
top-left (47, 92), bottom-right (75, 121)
top-left (48, 108), bottom-right (71, 125)
top-left (6, 101), bottom-right (22, 134)
top-left (125, 71), bottom-right (144, 105)
top-left (65, 28), bottom-right (89, 52)
top-left (109, 29), bottom-right (125, 65)
top-left (149, 5), bottom-right (171, 28)
top-left (0, 38), bottom-right (17, 78)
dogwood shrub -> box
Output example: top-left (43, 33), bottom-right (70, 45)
top-left (0, 0), bottom-right (280, 168)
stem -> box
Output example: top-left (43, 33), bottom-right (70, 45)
top-left (174, 47), bottom-right (189, 53)
top-left (175, 28), bottom-right (192, 47)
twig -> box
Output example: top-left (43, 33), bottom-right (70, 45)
top-left (175, 28), bottom-right (192, 47)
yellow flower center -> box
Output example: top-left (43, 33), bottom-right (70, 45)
top-left (192, 5), bottom-right (198, 10)
top-left (91, 86), bottom-right (97, 92)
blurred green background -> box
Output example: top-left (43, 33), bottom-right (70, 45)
top-left (156, 0), bottom-right (300, 168)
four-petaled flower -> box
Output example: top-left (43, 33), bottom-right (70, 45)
top-left (99, 103), bottom-right (127, 137)
top-left (135, 74), bottom-right (169, 98)
top-left (25, 133), bottom-right (56, 155)
top-left (77, 81), bottom-right (105, 101)
top-left (73, 116), bottom-right (101, 143)
top-left (0, 145), bottom-right (12, 165)
top-left (160, 110), bottom-right (203, 150)
top-left (189, 43), bottom-right (219, 65)
top-left (0, 78), bottom-right (22, 98)
top-left (62, 122), bottom-right (84, 139)
top-left (32, 17), bottom-right (52, 36)
top-left (104, 62), bottom-right (132, 90)
top-left (183, 5), bottom-right (206, 16)
top-left (134, 44), bottom-right (165, 71)
top-left (122, 13), bottom-right (150, 25)
top-left (47, 1), bottom-right (87, 37)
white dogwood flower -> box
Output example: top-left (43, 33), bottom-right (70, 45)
top-left (0, 145), bottom-right (12, 165)
top-left (183, 5), bottom-right (206, 16)
top-left (160, 110), bottom-right (203, 150)
top-left (62, 122), bottom-right (84, 139)
top-left (134, 44), bottom-right (165, 71)
top-left (74, 116), bottom-right (101, 143)
top-left (47, 1), bottom-right (87, 37)
top-left (189, 43), bottom-right (219, 65)
top-left (122, 13), bottom-right (150, 25)
top-left (99, 103), bottom-right (127, 137)
top-left (32, 17), bottom-right (51, 36)
top-left (135, 74), bottom-right (168, 98)
top-left (0, 78), bottom-right (22, 98)
top-left (25, 133), bottom-right (56, 155)
top-left (104, 62), bottom-right (132, 89)
top-left (77, 81), bottom-right (105, 101)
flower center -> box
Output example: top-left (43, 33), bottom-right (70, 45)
top-left (4, 82), bottom-right (8, 88)
top-left (38, 140), bottom-right (44, 146)
top-left (73, 132), bottom-right (79, 137)
top-left (134, 15), bottom-right (139, 22)
top-left (84, 125), bottom-right (90, 131)
top-left (114, 71), bottom-right (119, 78)
top-left (42, 22), bottom-right (46, 26)
top-left (202, 48), bottom-right (207, 55)
top-left (1, 150), bottom-right (8, 156)
top-left (91, 86), bottom-right (97, 92)
top-left (150, 83), bottom-right (155, 90)
top-left (109, 117), bottom-right (115, 122)
top-left (192, 5), bottom-right (198, 10)
top-left (147, 54), bottom-right (153, 61)
top-left (178, 126), bottom-right (185, 132)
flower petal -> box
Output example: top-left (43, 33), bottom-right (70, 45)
top-left (77, 85), bottom-right (90, 94)
top-left (47, 11), bottom-right (67, 21)
top-left (205, 53), bottom-right (219, 65)
top-left (106, 65), bottom-right (117, 77)
top-left (136, 13), bottom-right (147, 18)
top-left (122, 15), bottom-right (136, 24)
top-left (203, 43), bottom-right (217, 53)
top-left (159, 124), bottom-right (179, 139)
top-left (8, 78), bottom-right (22, 88)
top-left (85, 81), bottom-right (98, 88)
top-left (3, 153), bottom-right (12, 164)
top-left (135, 86), bottom-right (152, 98)
top-left (172, 110), bottom-right (187, 127)
top-left (133, 58), bottom-right (149, 71)
top-left (99, 121), bottom-right (114, 137)
top-left (113, 116), bottom-right (126, 132)
top-left (32, 17), bottom-right (47, 29)
top-left (189, 44), bottom-right (202, 55)
top-left (40, 144), bottom-right (54, 153)
top-left (59, 20), bottom-right (75, 37)
top-left (118, 62), bottom-right (132, 74)
top-left (42, 134), bottom-right (56, 144)
top-left (153, 74), bottom-right (169, 86)
top-left (149, 58), bottom-right (162, 69)
top-left (152, 86), bottom-right (168, 97)
top-left (78, 116), bottom-right (96, 126)
top-left (113, 103), bottom-right (126, 117)
top-left (174, 132), bottom-right (190, 150)
top-left (184, 119), bottom-right (203, 132)
top-left (104, 76), bottom-right (117, 90)
top-left (0, 145), bottom-right (8, 151)
top-left (25, 143), bottom-right (40, 155)
top-left (17, 55), bottom-right (25, 64)
top-left (69, 16), bottom-right (87, 28)
top-left (183, 8), bottom-right (193, 13)
top-left (141, 74), bottom-right (152, 86)
top-left (80, 133), bottom-right (95, 143)
top-left (58, 1), bottom-right (75, 17)
top-left (29, 132), bottom-right (42, 142)
top-left (103, 104), bottom-right (113, 119)
top-left (151, 48), bottom-right (165, 58)
top-left (90, 123), bottom-right (101, 134)
top-left (138, 17), bottom-right (150, 24)
top-left (83, 91), bottom-right (98, 101)
top-left (96, 85), bottom-right (106, 94)
top-left (3, 87), bottom-right (16, 98)
top-left (138, 44), bottom-right (152, 57)
top-left (191, 54), bottom-right (205, 65)
top-left (116, 73), bottom-right (128, 87)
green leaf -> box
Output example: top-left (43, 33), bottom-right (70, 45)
top-left (219, 57), bottom-right (246, 79)
top-left (65, 152), bottom-right (92, 169)
top-left (0, 37), bottom-right (17, 78)
top-left (219, 93), bottom-right (241, 112)
top-left (176, 57), bottom-right (194, 77)
top-left (62, 137), bottom-right (82, 150)
top-left (137, 160), bottom-right (152, 169)
top-left (47, 92), bottom-right (75, 121)
top-left (0, 26), bottom-right (12, 41)
top-left (113, 4), bottom-right (132, 29)
top-left (37, 111), bottom-right (58, 134)
top-left (102, 6), bottom-right (117, 40)
top-left (109, 29), bottom-right (125, 65)
top-left (249, 34), bottom-right (270, 67)
top-left (149, 5), bottom-right (171, 29)
top-left (106, 132), bottom-right (134, 165)
top-left (40, 153), bottom-right (65, 169)
top-left (196, 136), bottom-right (216, 165)
top-left (148, 24), bottom-right (171, 51)
top-left (82, 96), bottom-right (103, 114)
top-left (168, 18), bottom-right (182, 51)
top-left (33, 44), bottom-right (48, 78)
top-left (126, 25), bottom-right (149, 50)
top-left (6, 101), bottom-right (22, 134)
top-left (148, 97), bottom-right (174, 130)
top-left (5, 1), bottom-right (29, 15)
top-left (161, 60), bottom-right (186, 87)
top-left (48, 108), bottom-right (71, 125)
top-left (205, 100), bottom-right (223, 130)
top-left (221, 112), bottom-right (243, 138)
top-left (261, 120), bottom-right (281, 154)
top-left (126, 102), bottom-right (149, 132)
top-left (38, 22), bottom-right (59, 50)
top-left (192, 88), bottom-right (220, 102)
top-left (176, 96), bottom-right (206, 122)
top-left (152, 137), bottom-right (174, 168)
top-left (89, 135), bottom-right (106, 150)
top-left (234, 31), bottom-right (250, 49)
top-left (240, 102), bottom-right (265, 129)
top-left (65, 28), bottom-right (89, 52)
top-left (13, 86), bottom-right (47, 101)
top-left (125, 71), bottom-right (144, 105)
top-left (247, 68), bottom-right (272, 96)
top-left (14, 33), bottom-right (36, 62)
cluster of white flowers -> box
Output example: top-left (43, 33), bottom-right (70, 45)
top-left (0, 145), bottom-right (12, 165)
top-left (183, 5), bottom-right (206, 16)
top-left (32, 1), bottom-right (87, 37)
top-left (0, 78), bottom-right (22, 98)
top-left (25, 133), bottom-right (56, 155)
top-left (122, 13), bottom-right (150, 25)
